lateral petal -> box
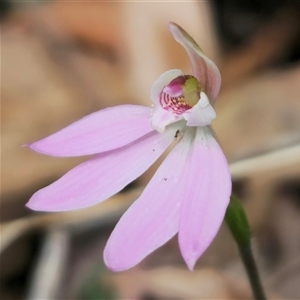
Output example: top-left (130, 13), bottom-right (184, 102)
top-left (179, 126), bottom-right (231, 270)
top-left (169, 22), bottom-right (221, 103)
top-left (26, 130), bottom-right (174, 212)
top-left (104, 129), bottom-right (195, 271)
top-left (182, 92), bottom-right (216, 127)
top-left (28, 105), bottom-right (153, 156)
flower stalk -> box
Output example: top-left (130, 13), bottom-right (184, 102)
top-left (225, 195), bottom-right (267, 300)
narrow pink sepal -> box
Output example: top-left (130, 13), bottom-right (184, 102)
top-left (103, 131), bottom-right (194, 271)
top-left (169, 23), bottom-right (221, 103)
top-left (26, 131), bottom-right (174, 212)
top-left (28, 105), bottom-right (153, 157)
top-left (179, 127), bottom-right (231, 270)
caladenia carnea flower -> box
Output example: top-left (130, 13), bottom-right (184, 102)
top-left (26, 22), bottom-right (231, 271)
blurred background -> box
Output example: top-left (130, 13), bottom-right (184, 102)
top-left (1, 0), bottom-right (300, 299)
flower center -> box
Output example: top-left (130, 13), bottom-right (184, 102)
top-left (160, 75), bottom-right (201, 115)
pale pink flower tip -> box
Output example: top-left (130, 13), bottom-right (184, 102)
top-left (26, 22), bottom-right (231, 271)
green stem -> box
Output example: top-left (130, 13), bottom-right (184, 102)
top-left (238, 245), bottom-right (267, 300)
top-left (225, 195), bottom-right (267, 300)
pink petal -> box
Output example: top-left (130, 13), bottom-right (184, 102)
top-left (169, 23), bottom-right (221, 103)
top-left (151, 106), bottom-right (182, 133)
top-left (179, 127), bottom-right (231, 270)
top-left (103, 130), bottom-right (195, 271)
top-left (26, 130), bottom-right (175, 212)
top-left (28, 105), bottom-right (153, 156)
top-left (150, 69), bottom-right (183, 105)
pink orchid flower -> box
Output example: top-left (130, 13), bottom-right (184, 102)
top-left (26, 23), bottom-right (231, 271)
